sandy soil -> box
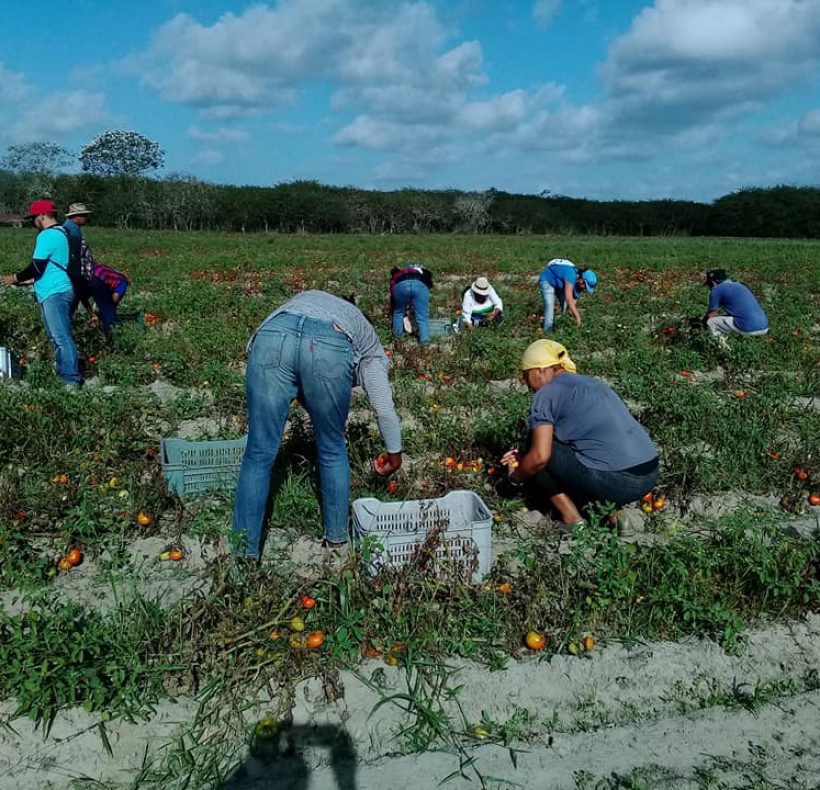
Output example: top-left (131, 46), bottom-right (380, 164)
top-left (2, 614), bottom-right (819, 789)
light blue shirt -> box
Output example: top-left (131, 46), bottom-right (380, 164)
top-left (32, 227), bottom-right (73, 303)
top-left (539, 259), bottom-right (581, 298)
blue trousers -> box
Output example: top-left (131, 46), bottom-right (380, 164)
top-left (233, 312), bottom-right (355, 556)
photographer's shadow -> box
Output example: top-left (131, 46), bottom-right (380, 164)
top-left (221, 724), bottom-right (357, 790)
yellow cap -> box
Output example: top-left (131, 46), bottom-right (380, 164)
top-left (520, 339), bottom-right (577, 373)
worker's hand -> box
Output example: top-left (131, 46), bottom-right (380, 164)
top-left (1, 274), bottom-right (16, 287)
top-left (374, 451), bottom-right (402, 476)
top-left (89, 313), bottom-right (100, 328)
top-left (501, 449), bottom-right (520, 476)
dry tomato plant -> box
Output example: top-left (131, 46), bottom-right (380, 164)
top-left (0, 230), bottom-right (818, 766)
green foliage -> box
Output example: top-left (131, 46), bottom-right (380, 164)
top-left (0, 599), bottom-right (171, 730)
top-left (79, 130), bottom-right (165, 178)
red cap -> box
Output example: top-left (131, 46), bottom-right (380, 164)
top-left (27, 199), bottom-right (57, 218)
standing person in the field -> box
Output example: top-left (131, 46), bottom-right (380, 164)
top-left (538, 258), bottom-right (597, 331)
top-left (1, 200), bottom-right (83, 386)
top-left (233, 291), bottom-right (402, 562)
top-left (702, 269), bottom-right (768, 345)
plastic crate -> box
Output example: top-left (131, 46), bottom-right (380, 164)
top-left (352, 490), bottom-right (492, 582)
top-left (428, 318), bottom-right (455, 338)
top-left (0, 348), bottom-right (22, 381)
top-left (161, 436), bottom-right (247, 496)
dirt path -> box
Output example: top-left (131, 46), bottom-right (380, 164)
top-left (3, 614), bottom-right (819, 788)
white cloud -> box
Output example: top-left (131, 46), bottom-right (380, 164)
top-left (192, 149), bottom-right (225, 165)
top-left (187, 125), bottom-right (249, 144)
top-left (11, 90), bottom-right (108, 140)
top-left (533, 0), bottom-right (562, 29)
top-left (798, 108), bottom-right (820, 137)
top-left (0, 62), bottom-right (31, 104)
top-left (600, 0), bottom-right (820, 134)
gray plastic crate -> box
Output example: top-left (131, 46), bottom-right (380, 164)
top-left (161, 436), bottom-right (247, 496)
top-left (428, 318), bottom-right (455, 338)
top-left (352, 490), bottom-right (492, 582)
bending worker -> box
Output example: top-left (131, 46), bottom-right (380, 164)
top-left (538, 258), bottom-right (597, 331)
top-left (233, 290), bottom-right (402, 560)
top-left (502, 339), bottom-right (658, 530)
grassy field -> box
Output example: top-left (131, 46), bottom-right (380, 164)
top-left (0, 229), bottom-right (818, 788)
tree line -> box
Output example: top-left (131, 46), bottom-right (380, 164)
top-left (1, 132), bottom-right (819, 237)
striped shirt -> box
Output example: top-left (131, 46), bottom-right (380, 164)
top-left (262, 291), bottom-right (402, 453)
top-left (92, 263), bottom-right (129, 297)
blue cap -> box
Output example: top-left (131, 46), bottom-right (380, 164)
top-left (581, 269), bottom-right (597, 294)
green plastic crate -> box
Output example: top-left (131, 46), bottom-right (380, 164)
top-left (428, 318), bottom-right (455, 338)
top-left (161, 436), bottom-right (247, 496)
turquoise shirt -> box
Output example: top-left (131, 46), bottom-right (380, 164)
top-left (32, 227), bottom-right (73, 303)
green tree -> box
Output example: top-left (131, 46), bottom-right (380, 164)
top-left (1, 142), bottom-right (72, 175)
top-left (79, 130), bottom-right (165, 177)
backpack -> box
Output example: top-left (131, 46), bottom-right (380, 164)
top-left (44, 226), bottom-right (93, 302)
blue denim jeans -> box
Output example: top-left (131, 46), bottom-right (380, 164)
top-left (391, 279), bottom-right (430, 344)
top-left (539, 281), bottom-right (566, 331)
top-left (90, 278), bottom-right (120, 333)
top-left (40, 290), bottom-right (82, 385)
top-left (233, 312), bottom-right (355, 556)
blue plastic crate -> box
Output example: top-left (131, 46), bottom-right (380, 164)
top-left (161, 436), bottom-right (247, 497)
top-left (352, 490), bottom-right (492, 582)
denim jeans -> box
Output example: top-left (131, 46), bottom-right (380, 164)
top-left (40, 290), bottom-right (82, 385)
top-left (90, 278), bottom-right (120, 334)
top-left (233, 312), bottom-right (355, 556)
top-left (539, 281), bottom-right (566, 331)
top-left (392, 279), bottom-right (430, 344)
top-left (526, 441), bottom-right (658, 509)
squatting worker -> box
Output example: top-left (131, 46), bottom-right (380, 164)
top-left (538, 258), bottom-right (597, 331)
top-left (461, 276), bottom-right (504, 329)
top-left (233, 290), bottom-right (403, 559)
top-left (703, 269), bottom-right (768, 344)
top-left (0, 200), bottom-right (83, 386)
top-left (501, 340), bottom-right (658, 530)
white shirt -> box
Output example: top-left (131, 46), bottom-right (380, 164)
top-left (461, 285), bottom-right (503, 324)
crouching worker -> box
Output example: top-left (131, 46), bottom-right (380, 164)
top-left (502, 340), bottom-right (658, 530)
top-left (461, 276), bottom-right (504, 330)
top-left (703, 269), bottom-right (768, 345)
top-left (89, 262), bottom-right (129, 341)
top-left (233, 290), bottom-right (403, 561)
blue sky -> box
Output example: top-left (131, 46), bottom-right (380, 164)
top-left (1, 0), bottom-right (819, 202)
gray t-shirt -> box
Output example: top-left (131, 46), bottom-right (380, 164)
top-left (529, 373), bottom-right (657, 471)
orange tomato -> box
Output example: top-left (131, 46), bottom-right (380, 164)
top-left (809, 494), bottom-right (820, 507)
top-left (65, 548), bottom-right (83, 567)
top-left (305, 630), bottom-right (325, 649)
top-left (582, 635), bottom-right (595, 651)
top-left (524, 631), bottom-right (546, 651)
top-left (444, 457), bottom-right (457, 469)
top-left (795, 467), bottom-right (809, 481)
top-left (680, 370), bottom-right (690, 378)
top-left (364, 645), bottom-right (382, 658)
top-left (641, 492), bottom-right (654, 504)
top-left (768, 450), bottom-right (781, 461)
top-left (300, 595), bottom-right (316, 609)
top-left (168, 549), bottom-right (185, 561)
top-left (57, 557), bottom-right (72, 571)
top-left (57, 474), bottom-right (69, 485)
top-left (456, 462), bottom-right (464, 472)
top-left (487, 465), bottom-right (497, 476)
top-left (384, 348), bottom-right (393, 357)
top-left (439, 373), bottom-right (453, 383)
top-left (496, 581), bottom-right (513, 595)
top-left (387, 480), bottom-right (399, 494)
top-left (136, 511), bottom-right (154, 526)
top-left (734, 390), bottom-right (746, 399)
top-left (652, 497), bottom-right (667, 511)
